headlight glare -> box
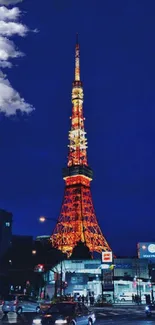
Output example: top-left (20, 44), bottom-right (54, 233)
top-left (33, 319), bottom-right (42, 325)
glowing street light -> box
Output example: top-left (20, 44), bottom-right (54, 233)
top-left (39, 216), bottom-right (46, 223)
top-left (39, 216), bottom-right (57, 223)
top-left (32, 250), bottom-right (36, 255)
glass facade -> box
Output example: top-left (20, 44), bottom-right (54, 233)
top-left (47, 258), bottom-right (151, 300)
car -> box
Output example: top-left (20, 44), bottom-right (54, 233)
top-left (96, 294), bottom-right (112, 303)
top-left (2, 294), bottom-right (40, 314)
top-left (145, 304), bottom-right (155, 317)
top-left (32, 301), bottom-right (96, 325)
top-left (118, 294), bottom-right (132, 302)
top-left (40, 300), bottom-right (52, 313)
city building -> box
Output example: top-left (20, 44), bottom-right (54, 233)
top-left (46, 258), bottom-right (151, 300)
top-left (9, 235), bottom-right (34, 274)
top-left (11, 235), bottom-right (33, 258)
top-left (51, 34), bottom-right (111, 256)
top-left (35, 235), bottom-right (50, 245)
top-left (0, 209), bottom-right (12, 260)
top-left (5, 235), bottom-right (34, 294)
top-left (138, 242), bottom-right (155, 290)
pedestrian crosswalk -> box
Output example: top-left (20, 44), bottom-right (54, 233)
top-left (97, 307), bottom-right (145, 318)
top-left (0, 313), bottom-right (28, 324)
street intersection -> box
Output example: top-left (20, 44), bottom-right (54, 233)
top-left (0, 304), bottom-right (154, 324)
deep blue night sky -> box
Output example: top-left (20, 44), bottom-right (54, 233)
top-left (0, 0), bottom-right (155, 256)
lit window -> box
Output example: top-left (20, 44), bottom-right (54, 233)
top-left (5, 222), bottom-right (10, 227)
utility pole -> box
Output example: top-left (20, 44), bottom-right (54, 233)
top-left (60, 260), bottom-right (63, 298)
top-left (39, 216), bottom-right (64, 299)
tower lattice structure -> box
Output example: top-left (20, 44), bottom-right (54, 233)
top-left (51, 35), bottom-right (111, 256)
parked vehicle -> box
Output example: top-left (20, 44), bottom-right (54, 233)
top-left (33, 301), bottom-right (96, 325)
top-left (118, 294), bottom-right (132, 302)
top-left (96, 294), bottom-right (113, 303)
top-left (2, 294), bottom-right (40, 314)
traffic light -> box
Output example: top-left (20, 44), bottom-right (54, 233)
top-left (34, 264), bottom-right (44, 272)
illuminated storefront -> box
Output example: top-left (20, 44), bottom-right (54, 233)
top-left (46, 258), bottom-right (151, 300)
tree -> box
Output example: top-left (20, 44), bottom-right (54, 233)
top-left (70, 241), bottom-right (92, 260)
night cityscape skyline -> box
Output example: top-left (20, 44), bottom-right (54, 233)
top-left (0, 0), bottom-right (155, 257)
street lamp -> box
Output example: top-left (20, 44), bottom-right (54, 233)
top-left (39, 216), bottom-right (46, 223)
top-left (32, 250), bottom-right (37, 255)
top-left (39, 216), bottom-right (57, 223)
top-left (39, 215), bottom-right (63, 298)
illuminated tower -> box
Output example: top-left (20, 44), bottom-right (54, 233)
top-left (51, 34), bottom-right (111, 256)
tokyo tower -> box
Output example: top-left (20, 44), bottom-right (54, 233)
top-left (51, 35), bottom-right (111, 256)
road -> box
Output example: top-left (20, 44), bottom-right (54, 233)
top-left (0, 305), bottom-right (154, 324)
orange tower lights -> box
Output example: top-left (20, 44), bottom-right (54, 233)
top-left (51, 34), bottom-right (111, 257)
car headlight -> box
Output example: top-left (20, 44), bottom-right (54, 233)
top-left (145, 306), bottom-right (150, 311)
top-left (32, 319), bottom-right (42, 324)
top-left (55, 320), bottom-right (67, 324)
top-left (91, 313), bottom-right (96, 321)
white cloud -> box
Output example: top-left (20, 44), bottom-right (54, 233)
top-left (0, 60), bottom-right (12, 67)
top-left (0, 1), bottom-right (35, 115)
top-left (0, 36), bottom-right (23, 63)
top-left (0, 72), bottom-right (34, 115)
top-left (0, 0), bottom-right (22, 5)
top-left (0, 35), bottom-right (21, 60)
top-left (0, 6), bottom-right (20, 21)
top-left (0, 21), bottom-right (28, 36)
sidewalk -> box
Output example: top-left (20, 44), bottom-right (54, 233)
top-left (113, 302), bottom-right (145, 307)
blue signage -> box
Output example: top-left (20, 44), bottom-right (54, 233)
top-left (65, 272), bottom-right (88, 294)
top-left (115, 264), bottom-right (132, 269)
top-left (138, 242), bottom-right (155, 260)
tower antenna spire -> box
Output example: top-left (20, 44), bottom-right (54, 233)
top-left (76, 32), bottom-right (79, 45)
top-left (75, 33), bottom-right (80, 81)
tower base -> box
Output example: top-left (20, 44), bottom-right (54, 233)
top-left (51, 182), bottom-right (111, 257)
